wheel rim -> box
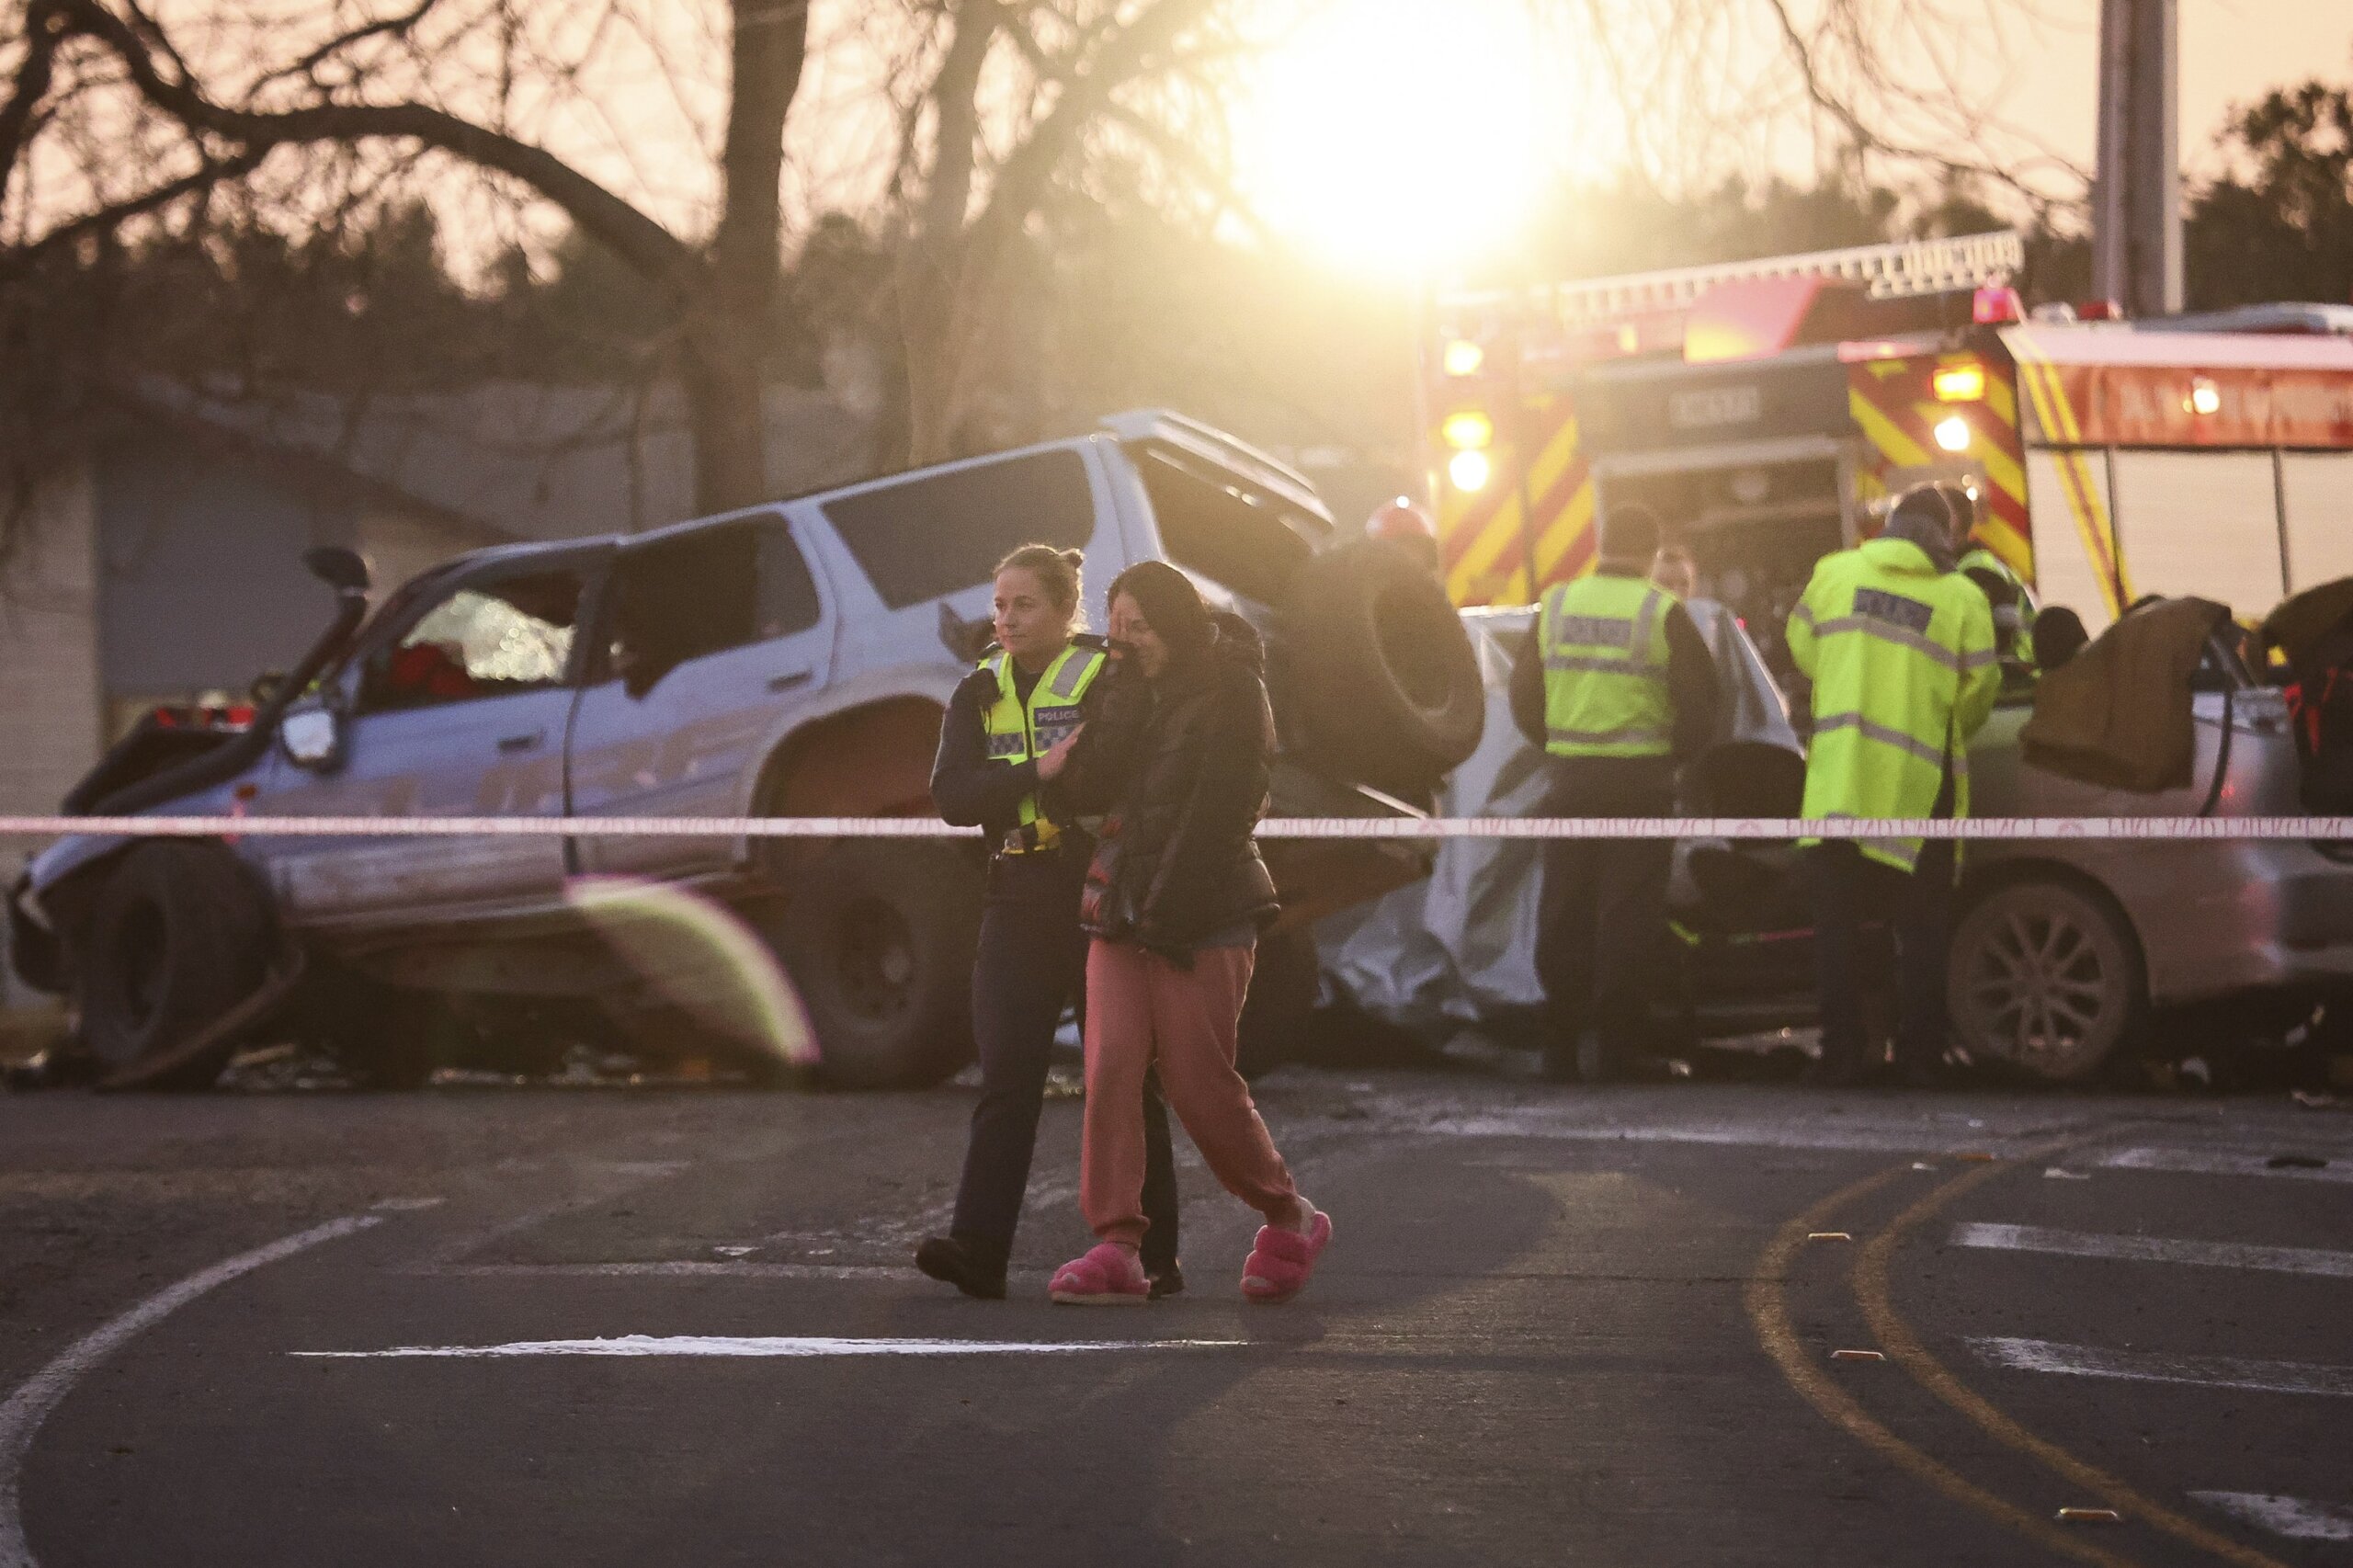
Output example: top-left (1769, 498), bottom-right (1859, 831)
top-left (1952, 884), bottom-right (2129, 1080)
top-left (832, 899), bottom-right (918, 1024)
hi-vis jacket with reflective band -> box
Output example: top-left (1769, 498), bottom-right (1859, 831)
top-left (981, 638), bottom-right (1108, 851)
top-left (1538, 573), bottom-right (1677, 757)
top-left (1957, 545), bottom-right (2036, 650)
top-left (1787, 537), bottom-right (2000, 873)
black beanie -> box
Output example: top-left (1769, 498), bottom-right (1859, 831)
top-left (1598, 503), bottom-right (1663, 563)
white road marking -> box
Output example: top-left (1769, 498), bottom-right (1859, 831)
top-left (1405, 1108), bottom-right (2053, 1157)
top-left (1971, 1337), bottom-right (2353, 1397)
top-left (0, 1215), bottom-right (382, 1568)
top-left (2190, 1492), bottom-right (2353, 1541)
top-left (1951, 1222), bottom-right (2353, 1279)
top-left (2091, 1147), bottom-right (2352, 1184)
top-left (422, 1260), bottom-right (919, 1284)
top-left (296, 1335), bottom-right (1244, 1359)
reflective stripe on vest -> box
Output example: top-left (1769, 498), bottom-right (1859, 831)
top-left (1539, 574), bottom-right (1677, 758)
top-left (981, 642), bottom-right (1106, 850)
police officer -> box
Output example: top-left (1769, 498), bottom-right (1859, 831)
top-left (917, 544), bottom-right (1182, 1299)
top-left (1788, 483), bottom-right (2000, 1086)
top-left (1511, 504), bottom-right (1718, 1082)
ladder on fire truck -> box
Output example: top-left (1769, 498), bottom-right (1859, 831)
top-left (1443, 230), bottom-right (2026, 328)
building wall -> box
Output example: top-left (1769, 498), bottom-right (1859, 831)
top-left (0, 460), bottom-right (104, 818)
top-left (0, 460), bottom-right (102, 1011)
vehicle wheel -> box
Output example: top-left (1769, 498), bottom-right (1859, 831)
top-left (71, 841), bottom-right (272, 1090)
top-left (765, 842), bottom-right (983, 1090)
top-left (1286, 540), bottom-right (1484, 797)
top-left (1948, 877), bottom-right (2144, 1084)
top-left (1236, 928), bottom-right (1320, 1080)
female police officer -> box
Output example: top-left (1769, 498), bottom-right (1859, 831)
top-left (915, 544), bottom-right (1183, 1299)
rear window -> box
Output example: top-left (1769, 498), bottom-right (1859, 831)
top-left (822, 450), bottom-right (1095, 609)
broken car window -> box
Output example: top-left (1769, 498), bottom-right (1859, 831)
top-left (369, 569), bottom-right (583, 710)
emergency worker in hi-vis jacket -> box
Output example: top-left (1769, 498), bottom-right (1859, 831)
top-left (1788, 483), bottom-right (2000, 1086)
top-left (1511, 504), bottom-right (1718, 1083)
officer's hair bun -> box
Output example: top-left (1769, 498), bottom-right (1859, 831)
top-left (1060, 548), bottom-right (1085, 569)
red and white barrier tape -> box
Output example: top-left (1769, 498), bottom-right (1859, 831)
top-left (2, 813), bottom-right (2350, 842)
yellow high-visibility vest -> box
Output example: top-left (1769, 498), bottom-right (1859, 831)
top-left (1787, 537), bottom-right (2000, 873)
top-left (980, 639), bottom-right (1107, 851)
top-left (1538, 573), bottom-right (1677, 758)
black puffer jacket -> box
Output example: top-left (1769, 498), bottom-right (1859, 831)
top-left (1050, 612), bottom-right (1280, 950)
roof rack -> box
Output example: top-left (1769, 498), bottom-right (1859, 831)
top-left (1444, 231), bottom-right (2025, 328)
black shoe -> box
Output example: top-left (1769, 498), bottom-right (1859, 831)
top-left (1145, 1258), bottom-right (1186, 1300)
top-left (915, 1235), bottom-right (1006, 1300)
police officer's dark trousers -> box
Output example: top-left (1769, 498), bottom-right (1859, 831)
top-left (1535, 755), bottom-right (1677, 1067)
top-left (1807, 839), bottom-right (1953, 1074)
top-left (951, 846), bottom-right (1179, 1273)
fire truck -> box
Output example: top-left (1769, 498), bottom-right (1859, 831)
top-left (1421, 231), bottom-right (2353, 655)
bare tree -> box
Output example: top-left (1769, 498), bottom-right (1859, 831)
top-left (0, 0), bottom-right (1241, 522)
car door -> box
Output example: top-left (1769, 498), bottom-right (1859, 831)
top-left (263, 551), bottom-right (603, 926)
top-left (568, 513), bottom-right (835, 881)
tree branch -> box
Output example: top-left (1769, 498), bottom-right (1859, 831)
top-left (0, 0), bottom-right (69, 214)
top-left (51, 0), bottom-right (704, 303)
top-left (0, 143), bottom-right (267, 280)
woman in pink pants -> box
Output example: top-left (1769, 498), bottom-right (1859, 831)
top-left (1040, 562), bottom-right (1330, 1305)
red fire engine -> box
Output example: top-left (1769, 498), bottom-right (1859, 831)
top-left (1422, 231), bottom-right (2353, 643)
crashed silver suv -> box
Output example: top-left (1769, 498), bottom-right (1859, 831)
top-left (11, 412), bottom-right (1483, 1089)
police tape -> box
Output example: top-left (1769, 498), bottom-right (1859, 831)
top-left (2, 813), bottom-right (2351, 842)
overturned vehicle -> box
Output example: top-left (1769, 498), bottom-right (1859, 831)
top-left (1326, 591), bottom-right (2353, 1082)
top-left (9, 412), bottom-right (1480, 1090)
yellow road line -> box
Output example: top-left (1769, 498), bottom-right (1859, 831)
top-left (1743, 1165), bottom-right (2144, 1568)
top-left (1855, 1161), bottom-right (2293, 1568)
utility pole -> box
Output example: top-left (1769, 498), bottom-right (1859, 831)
top-left (2093, 0), bottom-right (2182, 316)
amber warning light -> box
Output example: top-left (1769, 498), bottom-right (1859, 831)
top-left (1932, 363), bottom-right (1987, 403)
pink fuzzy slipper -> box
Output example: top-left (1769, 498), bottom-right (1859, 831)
top-left (1050, 1243), bottom-right (1150, 1305)
top-left (1241, 1210), bottom-right (1332, 1303)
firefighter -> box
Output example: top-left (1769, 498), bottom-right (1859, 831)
top-left (1510, 503), bottom-right (1719, 1082)
top-left (919, 544), bottom-right (1183, 1300)
top-left (1945, 483), bottom-right (2037, 670)
top-left (1787, 483), bottom-right (2000, 1086)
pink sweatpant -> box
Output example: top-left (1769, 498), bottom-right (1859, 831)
top-left (1081, 937), bottom-right (1301, 1248)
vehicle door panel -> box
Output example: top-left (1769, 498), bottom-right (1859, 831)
top-left (260, 555), bottom-right (599, 926)
top-left (569, 514), bottom-right (836, 880)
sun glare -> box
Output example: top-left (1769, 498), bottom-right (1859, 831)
top-left (1238, 0), bottom-right (1543, 278)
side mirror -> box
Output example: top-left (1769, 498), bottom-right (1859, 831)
top-left (280, 704), bottom-right (343, 769)
top-left (302, 546), bottom-right (372, 597)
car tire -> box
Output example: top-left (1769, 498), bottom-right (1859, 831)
top-left (765, 842), bottom-right (983, 1090)
top-left (72, 841), bottom-right (273, 1090)
top-left (1235, 928), bottom-right (1319, 1080)
top-left (1948, 876), bottom-right (2145, 1084)
top-left (1286, 540), bottom-right (1484, 797)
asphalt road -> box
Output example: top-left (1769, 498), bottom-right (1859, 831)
top-left (2, 1071), bottom-right (2348, 1567)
